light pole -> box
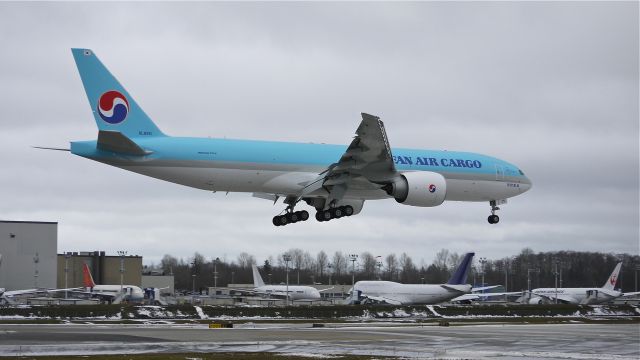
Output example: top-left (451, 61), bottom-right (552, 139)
top-left (349, 254), bottom-right (358, 290)
top-left (64, 253), bottom-right (71, 299)
top-left (554, 259), bottom-right (560, 304)
top-left (527, 268), bottom-right (540, 301)
top-left (213, 257), bottom-right (219, 298)
top-left (283, 253), bottom-right (292, 306)
top-left (117, 251), bottom-right (127, 294)
top-left (268, 273), bottom-right (272, 285)
top-left (327, 263), bottom-right (333, 286)
top-left (376, 256), bottom-right (382, 280)
top-left (479, 257), bottom-right (487, 291)
top-left (33, 253), bottom-right (39, 288)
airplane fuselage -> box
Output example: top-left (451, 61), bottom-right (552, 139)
top-left (71, 136), bottom-right (531, 202)
top-left (353, 281), bottom-right (472, 305)
top-left (256, 285), bottom-right (321, 300)
top-left (529, 287), bottom-right (620, 305)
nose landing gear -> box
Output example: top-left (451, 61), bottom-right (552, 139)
top-left (488, 200), bottom-right (500, 224)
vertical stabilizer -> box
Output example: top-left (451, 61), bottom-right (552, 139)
top-left (602, 262), bottom-right (622, 291)
top-left (252, 264), bottom-right (265, 288)
top-left (447, 252), bottom-right (475, 285)
top-left (71, 48), bottom-right (165, 138)
top-left (82, 263), bottom-right (97, 288)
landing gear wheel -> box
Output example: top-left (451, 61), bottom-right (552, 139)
top-left (343, 205), bottom-right (354, 216)
top-left (276, 215), bottom-right (288, 226)
top-left (321, 210), bottom-right (332, 221)
top-left (333, 207), bottom-right (344, 218)
top-left (487, 215), bottom-right (500, 224)
top-left (272, 216), bottom-right (280, 226)
top-left (299, 210), bottom-right (309, 221)
top-left (287, 212), bottom-right (299, 223)
top-left (315, 211), bottom-right (324, 222)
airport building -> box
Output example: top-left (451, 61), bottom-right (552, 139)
top-left (0, 220), bottom-right (58, 291)
top-left (56, 251), bottom-right (143, 288)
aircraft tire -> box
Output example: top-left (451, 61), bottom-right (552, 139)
top-left (278, 215), bottom-right (288, 226)
top-left (272, 216), bottom-right (280, 226)
top-left (299, 210), bottom-right (309, 221)
top-left (287, 212), bottom-right (299, 223)
top-left (322, 210), bottom-right (332, 221)
top-left (343, 205), bottom-right (354, 216)
top-left (333, 207), bottom-right (343, 218)
top-left (315, 212), bottom-right (324, 222)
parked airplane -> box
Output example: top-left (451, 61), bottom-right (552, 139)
top-left (49, 48), bottom-right (532, 226)
top-left (233, 264), bottom-right (323, 301)
top-left (79, 263), bottom-right (145, 303)
top-left (459, 262), bottom-right (640, 304)
top-left (349, 252), bottom-right (475, 305)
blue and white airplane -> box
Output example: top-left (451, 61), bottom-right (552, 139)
top-left (54, 48), bottom-right (532, 226)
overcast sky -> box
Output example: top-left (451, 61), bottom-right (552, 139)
top-left (0, 2), bottom-right (638, 267)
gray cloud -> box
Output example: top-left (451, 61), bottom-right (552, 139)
top-left (0, 2), bottom-right (637, 265)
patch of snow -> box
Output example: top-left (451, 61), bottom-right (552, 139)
top-left (194, 306), bottom-right (207, 319)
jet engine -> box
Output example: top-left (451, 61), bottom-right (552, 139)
top-left (528, 297), bottom-right (544, 305)
top-left (382, 171), bottom-right (447, 207)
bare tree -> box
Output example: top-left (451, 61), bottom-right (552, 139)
top-left (332, 251), bottom-right (347, 278)
top-left (385, 253), bottom-right (398, 281)
top-left (160, 254), bottom-right (178, 274)
top-left (316, 251), bottom-right (328, 279)
top-left (237, 252), bottom-right (256, 268)
top-left (433, 249), bottom-right (449, 270)
top-left (361, 252), bottom-right (377, 279)
top-left (399, 252), bottom-right (415, 282)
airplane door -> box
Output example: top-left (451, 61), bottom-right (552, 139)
top-left (495, 165), bottom-right (505, 180)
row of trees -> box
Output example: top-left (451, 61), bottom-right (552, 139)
top-left (152, 249), bottom-right (640, 293)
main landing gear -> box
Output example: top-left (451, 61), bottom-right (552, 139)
top-left (315, 205), bottom-right (354, 222)
top-left (272, 210), bottom-right (309, 226)
top-left (488, 200), bottom-right (500, 224)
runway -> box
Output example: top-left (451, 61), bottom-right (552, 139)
top-left (0, 322), bottom-right (638, 359)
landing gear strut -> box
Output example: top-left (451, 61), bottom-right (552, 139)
top-left (487, 200), bottom-right (500, 224)
top-left (315, 205), bottom-right (354, 222)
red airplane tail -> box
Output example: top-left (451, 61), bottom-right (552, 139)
top-left (82, 263), bottom-right (96, 288)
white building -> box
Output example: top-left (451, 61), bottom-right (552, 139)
top-left (0, 221), bottom-right (57, 290)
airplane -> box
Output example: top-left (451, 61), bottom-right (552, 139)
top-left (348, 252), bottom-right (475, 305)
top-left (457, 262), bottom-right (640, 305)
top-left (78, 263), bottom-right (145, 303)
top-left (231, 264), bottom-right (323, 301)
top-left (44, 48), bottom-right (532, 226)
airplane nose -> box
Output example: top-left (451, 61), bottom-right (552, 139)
top-left (521, 175), bottom-right (533, 192)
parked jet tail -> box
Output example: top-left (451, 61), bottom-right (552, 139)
top-left (447, 252), bottom-right (475, 285)
top-left (252, 265), bottom-right (265, 288)
top-left (602, 262), bottom-right (622, 291)
top-left (82, 263), bottom-right (97, 288)
top-left (71, 48), bottom-right (165, 139)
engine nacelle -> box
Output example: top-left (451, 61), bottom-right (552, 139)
top-left (528, 297), bottom-right (544, 305)
top-left (383, 171), bottom-right (447, 207)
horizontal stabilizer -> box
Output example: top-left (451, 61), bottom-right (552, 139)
top-left (33, 146), bottom-right (70, 152)
top-left (97, 130), bottom-right (151, 156)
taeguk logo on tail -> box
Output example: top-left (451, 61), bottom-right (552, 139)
top-left (428, 184), bottom-right (436, 193)
top-left (97, 90), bottom-right (129, 124)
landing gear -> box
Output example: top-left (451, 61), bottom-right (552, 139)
top-left (315, 205), bottom-right (354, 222)
top-left (487, 200), bottom-right (500, 224)
top-left (272, 210), bottom-right (309, 227)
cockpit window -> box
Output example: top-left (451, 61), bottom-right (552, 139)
top-left (518, 169), bottom-right (525, 176)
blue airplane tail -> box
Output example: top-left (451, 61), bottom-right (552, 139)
top-left (447, 252), bottom-right (475, 285)
top-left (71, 48), bottom-right (165, 139)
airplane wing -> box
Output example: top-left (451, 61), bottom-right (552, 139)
top-left (362, 294), bottom-right (403, 305)
top-left (621, 291), bottom-right (640, 297)
top-left (472, 285), bottom-right (501, 292)
top-left (304, 113), bottom-right (397, 201)
top-left (318, 287), bottom-right (335, 293)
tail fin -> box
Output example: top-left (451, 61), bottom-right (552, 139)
top-left (82, 262), bottom-right (97, 288)
top-left (447, 252), bottom-right (475, 285)
top-left (252, 264), bottom-right (265, 288)
top-left (71, 48), bottom-right (165, 139)
top-left (602, 262), bottom-right (622, 290)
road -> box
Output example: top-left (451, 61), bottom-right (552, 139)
top-left (0, 322), bottom-right (638, 359)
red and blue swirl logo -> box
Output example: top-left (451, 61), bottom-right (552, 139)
top-left (97, 90), bottom-right (129, 124)
top-left (428, 184), bottom-right (436, 193)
